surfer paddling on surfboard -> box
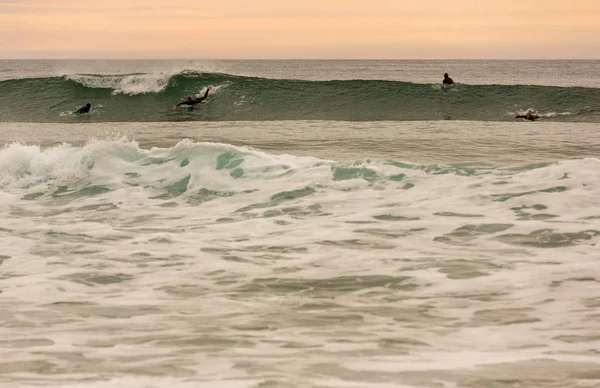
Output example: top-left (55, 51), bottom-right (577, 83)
top-left (515, 110), bottom-right (539, 121)
top-left (173, 86), bottom-right (213, 110)
top-left (74, 103), bottom-right (91, 115)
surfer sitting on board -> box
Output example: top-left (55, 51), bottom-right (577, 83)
top-left (443, 73), bottom-right (455, 85)
top-left (74, 103), bottom-right (91, 114)
top-left (173, 86), bottom-right (212, 110)
top-left (515, 111), bottom-right (539, 121)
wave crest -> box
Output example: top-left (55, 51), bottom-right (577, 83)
top-left (65, 72), bottom-right (185, 95)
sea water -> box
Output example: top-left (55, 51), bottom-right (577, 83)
top-left (0, 60), bottom-right (599, 388)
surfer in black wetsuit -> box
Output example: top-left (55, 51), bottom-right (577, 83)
top-left (443, 73), bottom-right (455, 85)
top-left (515, 111), bottom-right (539, 121)
top-left (174, 86), bottom-right (212, 109)
top-left (74, 103), bottom-right (91, 114)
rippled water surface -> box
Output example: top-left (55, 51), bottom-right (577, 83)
top-left (1, 119), bottom-right (599, 387)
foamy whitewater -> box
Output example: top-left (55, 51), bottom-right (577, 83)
top-left (1, 61), bottom-right (600, 388)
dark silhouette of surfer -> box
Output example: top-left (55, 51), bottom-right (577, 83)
top-left (74, 103), bottom-right (91, 114)
top-left (515, 111), bottom-right (539, 121)
top-left (174, 86), bottom-right (212, 110)
top-left (443, 73), bottom-right (455, 85)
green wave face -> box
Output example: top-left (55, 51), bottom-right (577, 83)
top-left (1, 71), bottom-right (599, 122)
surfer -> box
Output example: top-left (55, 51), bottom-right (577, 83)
top-left (515, 111), bottom-right (539, 121)
top-left (443, 73), bottom-right (455, 85)
top-left (74, 103), bottom-right (91, 114)
top-left (173, 86), bottom-right (212, 110)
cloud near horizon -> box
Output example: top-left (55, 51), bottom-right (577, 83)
top-left (1, 0), bottom-right (599, 59)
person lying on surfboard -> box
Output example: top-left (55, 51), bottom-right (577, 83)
top-left (74, 103), bottom-right (91, 114)
top-left (442, 73), bottom-right (455, 85)
top-left (173, 86), bottom-right (212, 110)
top-left (515, 111), bottom-right (539, 121)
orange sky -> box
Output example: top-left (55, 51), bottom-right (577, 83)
top-left (1, 0), bottom-right (599, 59)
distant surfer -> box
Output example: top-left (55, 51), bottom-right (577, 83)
top-left (173, 86), bottom-right (212, 110)
top-left (515, 111), bottom-right (539, 121)
top-left (443, 73), bottom-right (455, 85)
top-left (441, 73), bottom-right (455, 91)
top-left (74, 103), bottom-right (91, 115)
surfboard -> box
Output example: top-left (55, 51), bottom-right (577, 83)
top-left (173, 104), bottom-right (199, 112)
top-left (174, 99), bottom-right (208, 110)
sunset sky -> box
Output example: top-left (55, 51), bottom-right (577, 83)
top-left (1, 0), bottom-right (599, 59)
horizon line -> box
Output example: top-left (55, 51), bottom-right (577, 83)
top-left (2, 58), bottom-right (600, 61)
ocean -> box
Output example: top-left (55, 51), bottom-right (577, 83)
top-left (1, 60), bottom-right (599, 388)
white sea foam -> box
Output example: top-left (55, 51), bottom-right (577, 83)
top-left (508, 109), bottom-right (577, 118)
top-left (66, 72), bottom-right (179, 95)
top-left (538, 111), bottom-right (575, 117)
top-left (65, 70), bottom-right (229, 96)
top-left (1, 136), bottom-right (599, 387)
